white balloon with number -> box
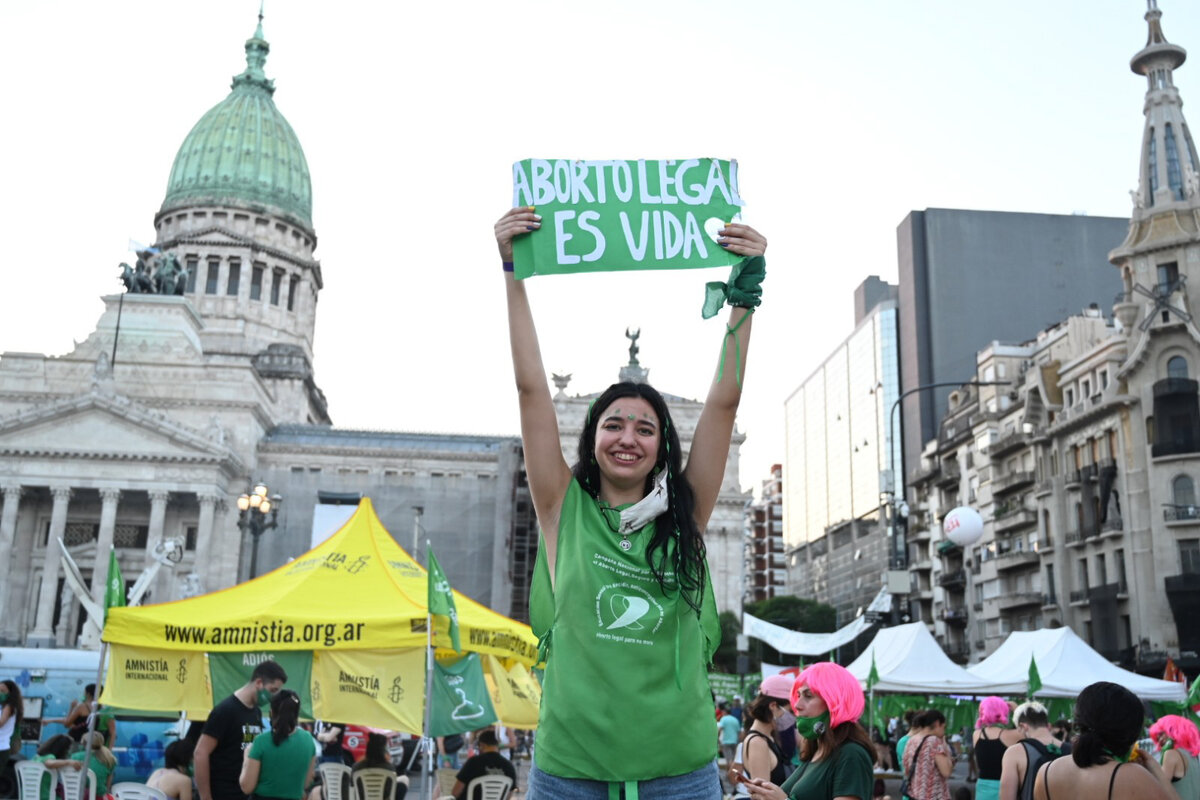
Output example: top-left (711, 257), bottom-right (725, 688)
top-left (944, 506), bottom-right (984, 547)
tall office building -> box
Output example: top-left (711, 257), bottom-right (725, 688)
top-left (784, 281), bottom-right (901, 548)
top-left (897, 209), bottom-right (1130, 481)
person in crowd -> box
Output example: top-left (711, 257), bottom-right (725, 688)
top-left (895, 708), bottom-right (926, 797)
top-left (498, 204), bottom-right (768, 800)
top-left (0, 679), bottom-right (23, 776)
top-left (195, 659), bottom-right (287, 800)
top-left (147, 739), bottom-right (196, 800)
top-left (32, 734), bottom-right (78, 800)
top-left (730, 674), bottom-right (792, 799)
top-left (450, 729), bottom-right (517, 800)
top-left (1033, 681), bottom-right (1175, 800)
top-left (732, 695), bottom-right (745, 726)
top-left (999, 701), bottom-right (1068, 800)
top-left (871, 725), bottom-right (894, 772)
top-left (42, 683), bottom-right (94, 742)
top-left (720, 701), bottom-right (743, 793)
top-left (903, 710), bottom-right (953, 800)
top-left (310, 731), bottom-right (408, 800)
top-left (240, 690), bottom-right (315, 800)
top-left (438, 732), bottom-right (465, 770)
top-left (1149, 713), bottom-right (1200, 800)
top-left (741, 662), bottom-right (874, 800)
top-left (70, 730), bottom-right (117, 794)
top-left (974, 695), bottom-right (1023, 800)
top-left (315, 721), bottom-right (347, 765)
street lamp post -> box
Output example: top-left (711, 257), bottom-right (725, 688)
top-left (237, 482), bottom-right (281, 579)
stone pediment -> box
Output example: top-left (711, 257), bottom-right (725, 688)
top-left (0, 391), bottom-right (244, 473)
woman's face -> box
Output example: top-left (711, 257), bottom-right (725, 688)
top-left (593, 396), bottom-right (661, 489)
top-left (792, 683), bottom-right (829, 720)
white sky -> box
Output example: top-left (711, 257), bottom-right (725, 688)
top-left (1, 0), bottom-right (1195, 494)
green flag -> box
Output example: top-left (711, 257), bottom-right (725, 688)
top-left (867, 653), bottom-right (880, 691)
top-left (103, 550), bottom-right (124, 621)
top-left (1028, 655), bottom-right (1043, 697)
top-left (1188, 674), bottom-right (1200, 714)
top-left (427, 547), bottom-right (461, 653)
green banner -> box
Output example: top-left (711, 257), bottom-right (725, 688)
top-left (708, 672), bottom-right (762, 701)
top-left (510, 158), bottom-right (745, 279)
top-left (429, 653), bottom-right (497, 737)
top-left (209, 651), bottom-right (314, 719)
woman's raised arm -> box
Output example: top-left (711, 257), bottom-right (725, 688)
top-left (685, 223), bottom-right (767, 529)
top-left (497, 208), bottom-right (572, 554)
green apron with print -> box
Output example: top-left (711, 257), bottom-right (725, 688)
top-left (530, 479), bottom-right (721, 790)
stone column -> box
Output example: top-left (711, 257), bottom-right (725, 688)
top-left (0, 485), bottom-right (23, 628)
top-left (144, 490), bottom-right (170, 603)
top-left (90, 489), bottom-right (122, 609)
top-left (28, 486), bottom-right (72, 646)
top-left (55, 578), bottom-right (76, 647)
top-left (193, 492), bottom-right (219, 590)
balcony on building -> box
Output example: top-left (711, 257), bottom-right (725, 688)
top-left (935, 459), bottom-right (962, 488)
top-left (1065, 529), bottom-right (1088, 548)
top-left (1041, 593), bottom-right (1059, 610)
top-left (942, 606), bottom-right (969, 627)
top-left (1034, 477), bottom-right (1054, 497)
top-left (937, 539), bottom-right (962, 558)
top-left (998, 591), bottom-right (1044, 611)
top-left (910, 460), bottom-right (941, 486)
top-left (945, 640), bottom-right (971, 664)
top-left (1099, 517), bottom-right (1124, 538)
top-left (994, 502), bottom-right (1038, 534)
top-left (938, 568), bottom-right (967, 591)
top-left (995, 549), bottom-right (1040, 572)
top-left (993, 470), bottom-right (1036, 496)
top-left (1152, 377), bottom-right (1200, 458)
top-left (939, 418), bottom-right (973, 453)
top-left (1164, 505), bottom-right (1200, 525)
top-left (1068, 589), bottom-right (1089, 606)
top-left (990, 426), bottom-right (1034, 459)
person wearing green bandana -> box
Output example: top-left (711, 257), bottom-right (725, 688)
top-left (1031, 681), bottom-right (1175, 800)
top-left (741, 663), bottom-right (873, 800)
top-left (195, 659), bottom-right (288, 800)
top-left (497, 207), bottom-right (768, 799)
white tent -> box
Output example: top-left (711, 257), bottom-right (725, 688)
top-left (846, 622), bottom-right (1027, 695)
top-left (967, 627), bottom-right (1187, 701)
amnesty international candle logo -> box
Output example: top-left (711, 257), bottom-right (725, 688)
top-left (388, 678), bottom-right (404, 704)
top-left (176, 658), bottom-right (188, 684)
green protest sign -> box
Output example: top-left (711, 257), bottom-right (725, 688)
top-left (209, 651), bottom-right (314, 719)
top-left (510, 158), bottom-right (745, 279)
top-left (429, 652), bottom-right (497, 737)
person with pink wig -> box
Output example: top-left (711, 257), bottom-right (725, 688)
top-left (742, 663), bottom-right (873, 800)
top-left (974, 696), bottom-right (1022, 800)
top-left (1150, 714), bottom-right (1200, 799)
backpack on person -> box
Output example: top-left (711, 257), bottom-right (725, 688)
top-left (1020, 739), bottom-right (1063, 800)
top-left (442, 732), bottom-right (465, 753)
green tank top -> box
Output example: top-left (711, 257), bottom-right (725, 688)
top-left (530, 479), bottom-right (720, 784)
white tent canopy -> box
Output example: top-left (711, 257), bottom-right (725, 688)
top-left (967, 627), bottom-right (1186, 701)
top-left (846, 622), bottom-right (1027, 695)
top-left (742, 612), bottom-right (872, 655)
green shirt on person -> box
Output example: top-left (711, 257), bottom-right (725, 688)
top-left (69, 751), bottom-right (114, 793)
top-left (248, 729), bottom-right (317, 800)
top-left (779, 741), bottom-right (874, 800)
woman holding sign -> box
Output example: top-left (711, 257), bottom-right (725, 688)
top-left (497, 205), bottom-right (766, 799)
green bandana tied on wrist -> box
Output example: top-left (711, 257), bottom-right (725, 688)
top-left (703, 255), bottom-right (765, 388)
top-left (701, 255), bottom-right (766, 319)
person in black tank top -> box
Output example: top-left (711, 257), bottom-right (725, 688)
top-left (730, 676), bottom-right (795, 795)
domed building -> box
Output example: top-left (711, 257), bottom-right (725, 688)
top-left (0, 18), bottom-right (528, 648)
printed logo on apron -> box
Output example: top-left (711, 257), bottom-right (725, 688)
top-left (594, 582), bottom-right (665, 645)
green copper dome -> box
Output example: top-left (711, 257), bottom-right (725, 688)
top-left (161, 21), bottom-right (313, 229)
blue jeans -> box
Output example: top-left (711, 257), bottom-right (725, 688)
top-left (527, 760), bottom-right (721, 800)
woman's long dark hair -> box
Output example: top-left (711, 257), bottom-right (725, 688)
top-left (572, 382), bottom-right (706, 613)
top-left (1071, 681), bottom-right (1144, 767)
top-left (269, 690), bottom-right (301, 745)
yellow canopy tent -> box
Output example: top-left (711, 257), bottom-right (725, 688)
top-left (101, 497), bottom-right (539, 730)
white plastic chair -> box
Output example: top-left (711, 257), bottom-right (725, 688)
top-left (112, 783), bottom-right (169, 800)
top-left (353, 768), bottom-right (396, 800)
top-left (15, 761), bottom-right (52, 800)
top-left (56, 767), bottom-right (97, 800)
top-left (463, 774), bottom-right (513, 800)
top-left (317, 763), bottom-right (353, 800)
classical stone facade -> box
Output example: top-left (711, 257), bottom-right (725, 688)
top-left (0, 18), bottom-right (756, 648)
